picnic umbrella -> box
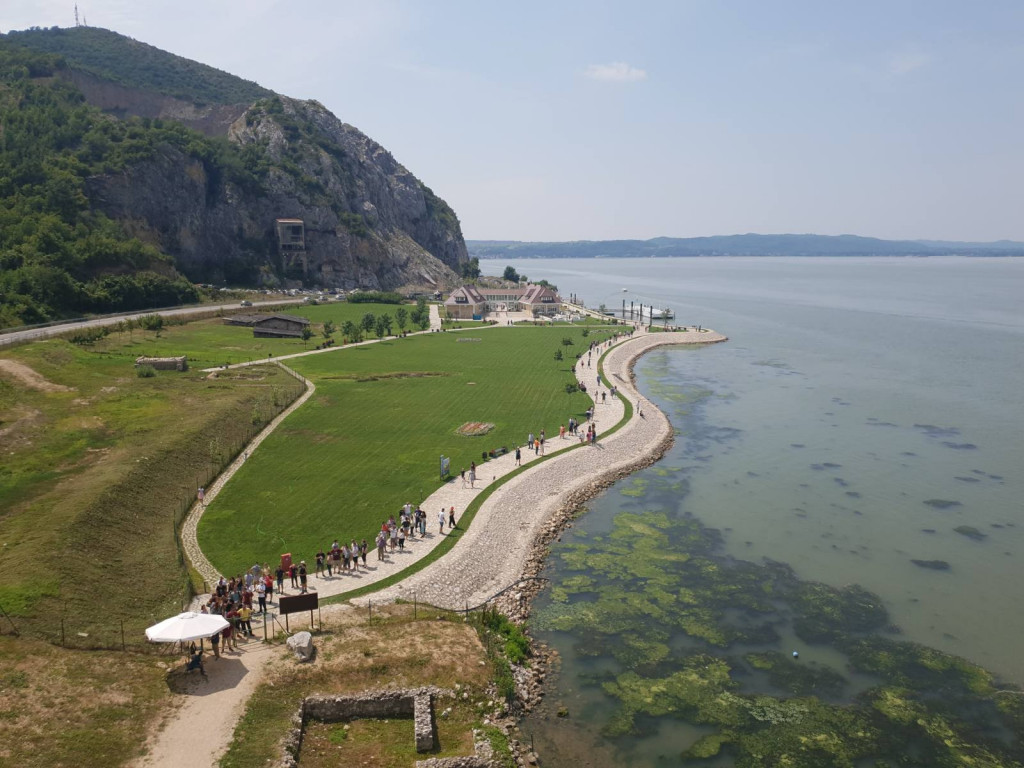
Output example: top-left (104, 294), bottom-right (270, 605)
top-left (145, 611), bottom-right (228, 643)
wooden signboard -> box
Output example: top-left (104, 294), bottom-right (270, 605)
top-left (279, 592), bottom-right (319, 615)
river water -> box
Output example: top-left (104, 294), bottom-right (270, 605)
top-left (483, 256), bottom-right (1023, 765)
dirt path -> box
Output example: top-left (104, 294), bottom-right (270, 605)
top-left (134, 641), bottom-right (281, 768)
top-left (0, 359), bottom-right (74, 392)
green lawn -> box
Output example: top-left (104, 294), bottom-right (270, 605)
top-left (198, 326), bottom-right (612, 575)
top-left (85, 303), bottom-right (409, 366)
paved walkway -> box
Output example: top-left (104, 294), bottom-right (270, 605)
top-left (182, 318), bottom-right (724, 603)
top-left (363, 328), bottom-right (726, 610)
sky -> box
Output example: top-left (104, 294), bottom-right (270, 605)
top-left (5, 0), bottom-right (1024, 242)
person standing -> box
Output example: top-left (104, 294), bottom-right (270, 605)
top-left (360, 539), bottom-right (368, 566)
top-left (315, 548), bottom-right (325, 577)
top-left (449, 506), bottom-right (457, 529)
top-left (238, 604), bottom-right (252, 636)
top-left (289, 562), bottom-right (298, 589)
top-left (298, 561), bottom-right (308, 594)
top-left (515, 446), bottom-right (521, 466)
top-left (197, 487), bottom-right (205, 506)
top-left (275, 565), bottom-right (285, 595)
top-left (469, 466), bottom-right (476, 488)
top-left (256, 580), bottom-right (267, 614)
top-left (439, 508), bottom-right (446, 534)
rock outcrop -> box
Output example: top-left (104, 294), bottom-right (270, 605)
top-left (8, 26), bottom-right (468, 293)
top-left (86, 94), bottom-right (467, 291)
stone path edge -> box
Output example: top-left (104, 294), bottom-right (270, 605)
top-left (180, 361), bottom-right (315, 588)
top-left (337, 330), bottom-right (728, 606)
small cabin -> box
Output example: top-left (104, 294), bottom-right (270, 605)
top-left (252, 314), bottom-right (311, 339)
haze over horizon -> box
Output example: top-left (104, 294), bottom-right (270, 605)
top-left (6, 0), bottom-right (1024, 243)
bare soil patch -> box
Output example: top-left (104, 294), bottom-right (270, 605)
top-left (0, 359), bottom-right (74, 392)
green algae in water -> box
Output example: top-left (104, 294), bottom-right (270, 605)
top-left (620, 477), bottom-right (649, 497)
top-left (536, 508), bottom-right (1024, 766)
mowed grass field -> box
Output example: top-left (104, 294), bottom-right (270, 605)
top-left (198, 326), bottom-right (612, 575)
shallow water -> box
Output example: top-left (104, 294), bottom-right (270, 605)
top-left (482, 257), bottom-right (1024, 764)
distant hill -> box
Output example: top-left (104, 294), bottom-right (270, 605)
top-left (469, 234), bottom-right (1024, 259)
top-left (0, 27), bottom-right (467, 327)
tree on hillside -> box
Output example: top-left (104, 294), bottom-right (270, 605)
top-left (461, 258), bottom-right (481, 280)
top-left (360, 312), bottom-right (376, 334)
top-left (503, 265), bottom-right (520, 282)
top-left (395, 306), bottom-right (408, 334)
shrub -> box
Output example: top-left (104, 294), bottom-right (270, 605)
top-left (136, 365), bottom-right (156, 378)
top-left (346, 291), bottom-right (403, 304)
top-left (565, 382), bottom-right (579, 394)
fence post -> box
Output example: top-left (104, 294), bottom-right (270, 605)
top-left (60, 618), bottom-right (65, 647)
top-left (414, 592), bottom-right (417, 620)
top-left (121, 619), bottom-right (126, 651)
top-left (368, 600), bottom-right (372, 625)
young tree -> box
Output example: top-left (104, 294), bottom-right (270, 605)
top-left (461, 257), bottom-right (481, 279)
top-left (322, 320), bottom-right (336, 340)
top-left (342, 320), bottom-right (357, 343)
top-left (395, 306), bottom-right (408, 334)
top-left (381, 313), bottom-right (393, 336)
top-left (418, 313), bottom-right (430, 331)
top-left (375, 316), bottom-right (387, 339)
top-left (300, 325), bottom-right (313, 347)
top-left (360, 312), bottom-right (376, 334)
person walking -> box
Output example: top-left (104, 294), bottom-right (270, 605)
top-left (469, 466), bottom-right (476, 488)
top-left (439, 508), bottom-right (446, 534)
top-left (448, 506), bottom-right (457, 529)
top-left (515, 446), bottom-right (521, 466)
top-left (360, 539), bottom-right (368, 566)
top-left (265, 573), bottom-right (274, 605)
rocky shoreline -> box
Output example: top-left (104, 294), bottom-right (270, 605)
top-left (475, 333), bottom-right (726, 766)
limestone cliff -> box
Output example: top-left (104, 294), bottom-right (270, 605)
top-left (6, 26), bottom-right (468, 292)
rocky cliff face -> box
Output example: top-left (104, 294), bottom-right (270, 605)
top-left (83, 94), bottom-right (466, 291)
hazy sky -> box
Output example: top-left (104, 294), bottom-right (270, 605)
top-left (6, 1), bottom-right (1024, 241)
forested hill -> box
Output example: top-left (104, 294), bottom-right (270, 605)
top-left (3, 26), bottom-right (271, 106)
top-left (0, 27), bottom-right (467, 329)
top-left (469, 234), bottom-right (1024, 259)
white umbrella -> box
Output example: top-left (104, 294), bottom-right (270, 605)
top-left (145, 612), bottom-right (229, 643)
